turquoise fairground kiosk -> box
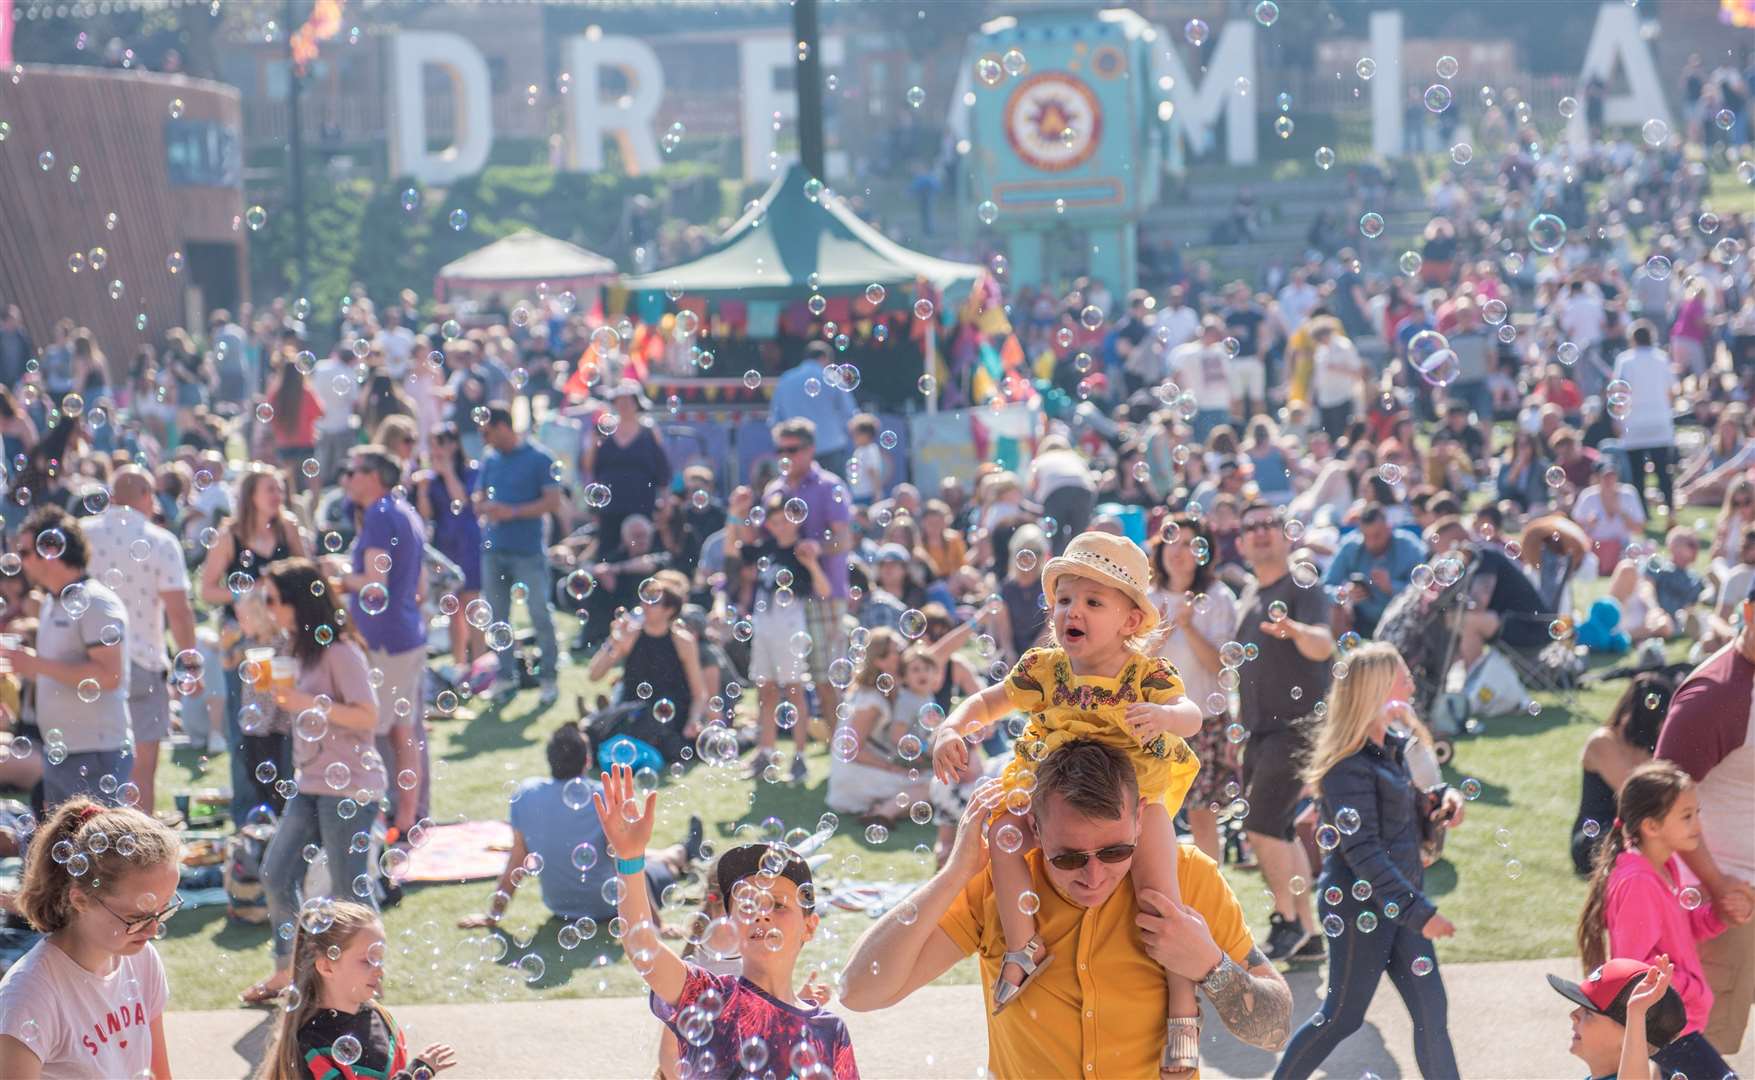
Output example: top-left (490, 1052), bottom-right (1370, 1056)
top-left (963, 6), bottom-right (1168, 295)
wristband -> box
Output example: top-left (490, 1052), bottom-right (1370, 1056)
top-left (616, 855), bottom-right (647, 875)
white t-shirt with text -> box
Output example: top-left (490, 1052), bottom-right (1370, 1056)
top-left (0, 939), bottom-right (168, 1080)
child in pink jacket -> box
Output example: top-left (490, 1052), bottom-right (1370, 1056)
top-left (1578, 761), bottom-right (1751, 1080)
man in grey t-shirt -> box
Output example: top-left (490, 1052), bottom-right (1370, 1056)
top-left (2, 508), bottom-right (132, 808)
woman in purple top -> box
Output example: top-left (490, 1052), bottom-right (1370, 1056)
top-left (240, 557), bottom-right (382, 1006)
top-left (414, 424), bottom-right (484, 665)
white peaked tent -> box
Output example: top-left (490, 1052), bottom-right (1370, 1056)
top-left (434, 229), bottom-right (618, 301)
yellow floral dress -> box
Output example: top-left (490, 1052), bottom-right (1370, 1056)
top-left (999, 647), bottom-right (1200, 814)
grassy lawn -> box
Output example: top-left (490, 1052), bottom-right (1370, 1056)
top-left (137, 568), bottom-right (1704, 1013)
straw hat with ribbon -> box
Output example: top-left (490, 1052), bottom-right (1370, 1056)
top-left (1041, 533), bottom-right (1160, 636)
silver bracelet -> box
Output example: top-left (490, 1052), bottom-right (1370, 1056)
top-left (1198, 953), bottom-right (1245, 997)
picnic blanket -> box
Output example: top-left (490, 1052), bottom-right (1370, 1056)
top-left (390, 819), bottom-right (513, 884)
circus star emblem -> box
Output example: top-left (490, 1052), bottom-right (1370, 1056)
top-left (1004, 71), bottom-right (1102, 172)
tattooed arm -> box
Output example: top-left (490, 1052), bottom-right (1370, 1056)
top-left (1136, 889), bottom-right (1293, 1051)
top-left (1199, 947), bottom-right (1293, 1051)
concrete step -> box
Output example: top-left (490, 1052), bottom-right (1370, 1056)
top-left (162, 958), bottom-right (1755, 1079)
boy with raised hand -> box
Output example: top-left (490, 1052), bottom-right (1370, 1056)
top-left (1549, 954), bottom-right (1689, 1080)
top-left (593, 764), bottom-right (859, 1079)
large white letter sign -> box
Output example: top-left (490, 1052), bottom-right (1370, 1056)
top-left (738, 34), bottom-right (845, 182)
top-left (1369, 11), bottom-right (1403, 160)
top-left (386, 31), bottom-right (493, 185)
top-left (1569, 2), bottom-right (1672, 145)
top-left (564, 35), bottom-right (663, 175)
top-left (1151, 21), bottom-right (1257, 166)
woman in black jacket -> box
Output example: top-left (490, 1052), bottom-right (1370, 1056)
top-left (1273, 642), bottom-right (1468, 1080)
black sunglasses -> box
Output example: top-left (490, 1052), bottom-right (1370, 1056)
top-left (1045, 843), bottom-right (1136, 871)
top-left (776, 443), bottom-right (807, 455)
top-left (1240, 520), bottom-right (1279, 535)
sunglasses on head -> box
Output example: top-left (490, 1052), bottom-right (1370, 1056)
top-left (1045, 843), bottom-right (1136, 871)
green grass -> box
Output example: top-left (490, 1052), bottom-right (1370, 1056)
top-left (138, 574), bottom-right (1699, 1012)
top-left (145, 629), bottom-right (979, 1012)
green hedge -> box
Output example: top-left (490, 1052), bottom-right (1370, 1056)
top-left (247, 161), bottom-right (732, 342)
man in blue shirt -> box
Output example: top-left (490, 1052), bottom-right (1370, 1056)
top-left (1324, 503), bottom-right (1426, 637)
top-left (330, 446), bottom-right (428, 833)
top-left (457, 722), bottom-right (699, 927)
top-left (476, 403), bottom-right (565, 706)
top-left (767, 340), bottom-right (857, 471)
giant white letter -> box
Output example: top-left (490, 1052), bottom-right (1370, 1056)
top-left (564, 34), bottom-right (664, 175)
top-left (386, 31), bottom-right (492, 185)
top-left (1568, 2), bottom-right (1672, 146)
top-left (1369, 11), bottom-right (1403, 160)
top-left (738, 34), bottom-right (845, 181)
top-left (1152, 21), bottom-right (1257, 166)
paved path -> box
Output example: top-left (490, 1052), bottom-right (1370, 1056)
top-left (168, 958), bottom-right (1753, 1078)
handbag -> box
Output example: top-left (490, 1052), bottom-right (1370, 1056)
top-left (1416, 784), bottom-right (1451, 867)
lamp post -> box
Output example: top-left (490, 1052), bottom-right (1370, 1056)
top-left (791, 0), bottom-right (825, 181)
top-left (284, 0), bottom-right (309, 301)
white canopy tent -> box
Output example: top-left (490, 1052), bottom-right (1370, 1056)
top-left (434, 229), bottom-right (618, 303)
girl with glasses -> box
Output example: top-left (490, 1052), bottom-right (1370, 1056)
top-left (0, 798), bottom-right (182, 1079)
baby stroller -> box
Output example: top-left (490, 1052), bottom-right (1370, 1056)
top-left (1374, 569), bottom-right (1472, 764)
top-left (1376, 545), bottom-right (1583, 763)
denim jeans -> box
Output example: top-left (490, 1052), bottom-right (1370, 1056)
top-left (482, 548), bottom-right (558, 684)
top-left (1651, 1031), bottom-right (1734, 1080)
top-left (226, 667), bottom-right (290, 828)
top-left (1273, 887), bottom-right (1460, 1080)
top-left (260, 792), bottom-right (381, 963)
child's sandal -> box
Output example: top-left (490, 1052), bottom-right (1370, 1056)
top-left (1161, 1016), bottom-right (1200, 1078)
top-left (990, 935), bottom-right (1053, 1015)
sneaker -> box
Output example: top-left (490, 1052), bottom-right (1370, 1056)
top-left (1263, 912), bottom-right (1312, 962)
top-left (1290, 934), bottom-right (1326, 962)
top-left (538, 682), bottom-right (559, 707)
top-left (789, 754), bottom-right (808, 785)
top-left (744, 749), bottom-right (776, 780)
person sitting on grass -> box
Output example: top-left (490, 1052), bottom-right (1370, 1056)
top-left (457, 722), bottom-right (699, 932)
top-left (1549, 955), bottom-right (1688, 1080)
top-left (593, 763), bottom-right (859, 1079)
top-left (585, 570), bottom-right (709, 766)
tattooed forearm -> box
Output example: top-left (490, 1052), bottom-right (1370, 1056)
top-left (1200, 949), bottom-right (1293, 1051)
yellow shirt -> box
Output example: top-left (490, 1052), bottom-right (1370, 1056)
top-left (940, 844), bottom-right (1254, 1080)
top-left (1000, 647), bottom-right (1199, 815)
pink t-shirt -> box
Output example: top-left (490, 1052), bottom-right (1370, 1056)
top-left (1604, 849), bottom-right (1726, 1034)
top-left (0, 939), bottom-right (168, 1079)
top-left (290, 640), bottom-right (384, 799)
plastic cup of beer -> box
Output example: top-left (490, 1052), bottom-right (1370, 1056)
top-left (0, 633), bottom-right (19, 674)
top-left (244, 647), bottom-right (275, 692)
top-left (270, 655), bottom-right (297, 692)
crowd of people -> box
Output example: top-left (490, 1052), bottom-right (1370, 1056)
top-left (0, 75), bottom-right (1750, 1080)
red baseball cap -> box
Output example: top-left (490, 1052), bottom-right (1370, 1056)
top-left (1547, 959), bottom-right (1686, 1048)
